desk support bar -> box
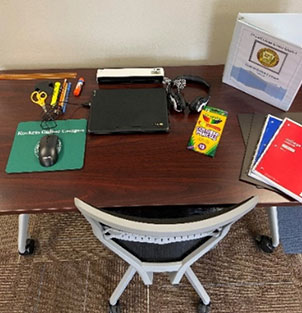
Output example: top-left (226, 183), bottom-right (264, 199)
top-left (267, 206), bottom-right (279, 248)
top-left (18, 214), bottom-right (35, 255)
top-left (256, 206), bottom-right (279, 253)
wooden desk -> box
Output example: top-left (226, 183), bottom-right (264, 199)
top-left (1, 65), bottom-right (301, 254)
top-left (1, 65), bottom-right (300, 217)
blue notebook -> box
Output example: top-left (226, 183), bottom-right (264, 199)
top-left (249, 115), bottom-right (282, 172)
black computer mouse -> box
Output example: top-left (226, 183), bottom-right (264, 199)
top-left (38, 135), bottom-right (59, 167)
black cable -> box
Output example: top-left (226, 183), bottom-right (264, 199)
top-left (67, 101), bottom-right (91, 107)
top-left (39, 101), bottom-right (90, 130)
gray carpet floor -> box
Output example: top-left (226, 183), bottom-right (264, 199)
top-left (0, 207), bottom-right (301, 313)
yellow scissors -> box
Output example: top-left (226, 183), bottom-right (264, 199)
top-left (30, 90), bottom-right (48, 111)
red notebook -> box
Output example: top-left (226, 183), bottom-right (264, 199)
top-left (252, 118), bottom-right (302, 202)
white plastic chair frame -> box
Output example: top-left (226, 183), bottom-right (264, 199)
top-left (74, 196), bottom-right (258, 308)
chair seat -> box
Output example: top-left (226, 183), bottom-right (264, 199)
top-left (101, 203), bottom-right (236, 223)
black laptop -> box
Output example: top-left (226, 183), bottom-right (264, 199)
top-left (87, 88), bottom-right (169, 134)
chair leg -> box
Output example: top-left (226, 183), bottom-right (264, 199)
top-left (109, 265), bottom-right (137, 306)
top-left (185, 266), bottom-right (210, 306)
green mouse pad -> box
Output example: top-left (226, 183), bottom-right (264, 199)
top-left (6, 119), bottom-right (87, 173)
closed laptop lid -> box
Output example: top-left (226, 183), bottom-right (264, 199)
top-left (87, 88), bottom-right (169, 134)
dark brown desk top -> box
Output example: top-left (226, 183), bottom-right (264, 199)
top-left (0, 65), bottom-right (301, 214)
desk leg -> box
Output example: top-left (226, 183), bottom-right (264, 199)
top-left (268, 206), bottom-right (279, 248)
top-left (18, 214), bottom-right (35, 255)
top-left (256, 206), bottom-right (279, 253)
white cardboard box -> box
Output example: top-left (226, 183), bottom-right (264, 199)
top-left (223, 13), bottom-right (302, 111)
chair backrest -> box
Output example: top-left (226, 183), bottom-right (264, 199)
top-left (74, 196), bottom-right (258, 239)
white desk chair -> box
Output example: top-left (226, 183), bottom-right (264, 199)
top-left (74, 196), bottom-right (258, 313)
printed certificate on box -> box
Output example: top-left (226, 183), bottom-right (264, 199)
top-left (223, 13), bottom-right (302, 111)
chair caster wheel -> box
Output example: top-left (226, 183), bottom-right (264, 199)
top-left (109, 301), bottom-right (121, 313)
top-left (19, 239), bottom-right (35, 255)
top-left (256, 235), bottom-right (275, 253)
top-left (198, 300), bottom-right (211, 313)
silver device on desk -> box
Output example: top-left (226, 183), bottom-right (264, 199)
top-left (96, 67), bottom-right (164, 84)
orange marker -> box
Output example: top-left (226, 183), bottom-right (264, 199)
top-left (58, 79), bottom-right (68, 107)
top-left (73, 77), bottom-right (85, 96)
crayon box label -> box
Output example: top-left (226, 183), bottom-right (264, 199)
top-left (187, 106), bottom-right (228, 157)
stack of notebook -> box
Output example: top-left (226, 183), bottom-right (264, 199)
top-left (238, 112), bottom-right (302, 202)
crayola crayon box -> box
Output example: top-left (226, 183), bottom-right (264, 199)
top-left (187, 106), bottom-right (228, 157)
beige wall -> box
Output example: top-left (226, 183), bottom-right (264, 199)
top-left (0, 0), bottom-right (301, 70)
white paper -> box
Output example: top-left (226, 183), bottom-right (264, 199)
top-left (223, 13), bottom-right (302, 111)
